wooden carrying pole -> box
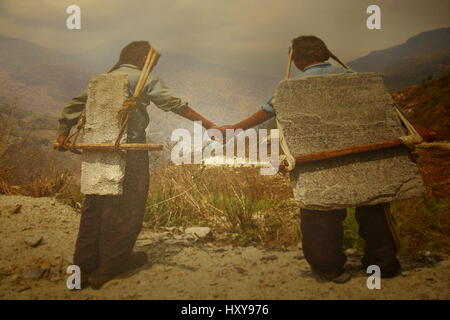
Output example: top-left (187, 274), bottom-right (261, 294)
top-left (291, 105), bottom-right (431, 164)
top-left (56, 142), bottom-right (163, 151)
top-left (284, 47), bottom-right (293, 80)
top-left (293, 138), bottom-right (405, 164)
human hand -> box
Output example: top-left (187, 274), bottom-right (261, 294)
top-left (208, 125), bottom-right (235, 143)
top-left (53, 135), bottom-right (68, 152)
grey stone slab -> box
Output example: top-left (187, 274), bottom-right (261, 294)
top-left (80, 73), bottom-right (129, 195)
top-left (273, 73), bottom-right (425, 210)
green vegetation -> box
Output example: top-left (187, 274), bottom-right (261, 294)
top-left (392, 197), bottom-right (450, 255)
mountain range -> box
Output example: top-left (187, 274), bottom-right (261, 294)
top-left (348, 27), bottom-right (450, 91)
top-left (0, 27), bottom-right (449, 142)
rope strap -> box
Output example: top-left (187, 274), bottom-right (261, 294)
top-left (394, 105), bottom-right (423, 149)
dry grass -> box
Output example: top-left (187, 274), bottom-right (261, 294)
top-left (392, 197), bottom-right (450, 255)
top-left (146, 165), bottom-right (300, 247)
top-left (0, 102), bottom-right (82, 205)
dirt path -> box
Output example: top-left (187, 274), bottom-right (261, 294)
top-left (0, 195), bottom-right (449, 300)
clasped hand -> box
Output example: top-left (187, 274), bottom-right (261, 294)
top-left (208, 125), bottom-right (236, 143)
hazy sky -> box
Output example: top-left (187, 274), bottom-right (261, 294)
top-left (1, 0), bottom-right (449, 76)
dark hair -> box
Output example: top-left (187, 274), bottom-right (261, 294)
top-left (291, 35), bottom-right (348, 69)
top-left (108, 41), bottom-right (151, 72)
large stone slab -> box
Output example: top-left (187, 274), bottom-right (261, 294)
top-left (273, 73), bottom-right (425, 210)
top-left (80, 73), bottom-right (129, 195)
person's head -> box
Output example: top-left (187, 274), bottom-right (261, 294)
top-left (108, 41), bottom-right (151, 72)
top-left (291, 35), bottom-right (347, 71)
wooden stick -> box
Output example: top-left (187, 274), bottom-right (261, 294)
top-left (416, 142), bottom-right (450, 151)
top-left (54, 143), bottom-right (163, 151)
top-left (284, 47), bottom-right (293, 80)
top-left (294, 138), bottom-right (405, 164)
top-left (133, 48), bottom-right (156, 98)
top-left (147, 50), bottom-right (161, 75)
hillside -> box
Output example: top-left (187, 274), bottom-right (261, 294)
top-left (393, 71), bottom-right (450, 141)
top-left (1, 29), bottom-right (449, 145)
top-left (0, 35), bottom-right (279, 144)
top-left (0, 35), bottom-right (91, 114)
top-left (348, 27), bottom-right (450, 91)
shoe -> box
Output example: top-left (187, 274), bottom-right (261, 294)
top-left (89, 252), bottom-right (148, 290)
top-left (362, 260), bottom-right (401, 279)
top-left (317, 270), bottom-right (352, 284)
top-left (78, 267), bottom-right (98, 289)
top-left (380, 265), bottom-right (401, 278)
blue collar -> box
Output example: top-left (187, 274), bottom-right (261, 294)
top-left (118, 64), bottom-right (139, 69)
top-left (303, 62), bottom-right (331, 71)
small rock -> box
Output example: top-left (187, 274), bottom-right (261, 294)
top-left (234, 266), bottom-right (246, 274)
top-left (241, 247), bottom-right (263, 262)
top-left (401, 271), bottom-right (410, 277)
top-left (40, 260), bottom-right (51, 270)
top-left (1, 204), bottom-right (22, 215)
top-left (164, 239), bottom-right (190, 246)
top-left (135, 239), bottom-right (154, 247)
top-left (9, 274), bottom-right (20, 281)
top-left (261, 255), bottom-right (278, 262)
top-left (50, 276), bottom-right (62, 282)
top-left (17, 285), bottom-right (31, 293)
top-left (11, 204), bottom-right (22, 214)
top-left (23, 268), bottom-right (45, 280)
top-left (184, 227), bottom-right (212, 241)
top-left (23, 236), bottom-right (43, 248)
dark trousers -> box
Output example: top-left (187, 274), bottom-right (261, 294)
top-left (300, 204), bottom-right (400, 275)
top-left (73, 151), bottom-right (149, 275)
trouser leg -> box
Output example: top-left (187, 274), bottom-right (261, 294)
top-left (99, 151), bottom-right (149, 275)
top-left (73, 195), bottom-right (103, 274)
top-left (355, 203), bottom-right (401, 276)
top-left (300, 208), bottom-right (347, 274)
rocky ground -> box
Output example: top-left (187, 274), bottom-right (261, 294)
top-left (0, 195), bottom-right (449, 300)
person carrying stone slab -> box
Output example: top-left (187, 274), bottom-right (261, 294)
top-left (216, 36), bottom-right (404, 284)
top-left (54, 41), bottom-right (218, 289)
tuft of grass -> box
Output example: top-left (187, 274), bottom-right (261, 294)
top-left (145, 164), bottom-right (299, 247)
top-left (392, 197), bottom-right (450, 255)
top-left (343, 208), bottom-right (365, 251)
